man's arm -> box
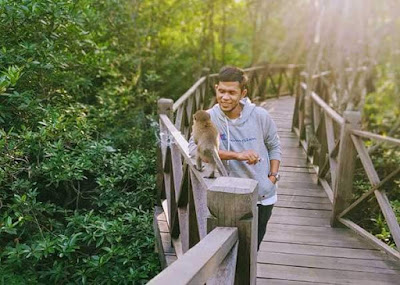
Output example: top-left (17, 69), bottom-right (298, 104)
top-left (263, 113), bottom-right (282, 184)
top-left (219, 149), bottom-right (260, 165)
top-left (269, 159), bottom-right (280, 184)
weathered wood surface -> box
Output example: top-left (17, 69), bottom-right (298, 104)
top-left (257, 96), bottom-right (400, 284)
top-left (148, 227), bottom-right (238, 285)
top-left (208, 177), bottom-right (258, 285)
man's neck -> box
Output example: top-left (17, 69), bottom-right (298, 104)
top-left (224, 104), bottom-right (242, 119)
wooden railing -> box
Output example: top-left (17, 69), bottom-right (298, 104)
top-left (292, 71), bottom-right (400, 260)
top-left (148, 227), bottom-right (239, 285)
top-left (151, 64), bottom-right (301, 284)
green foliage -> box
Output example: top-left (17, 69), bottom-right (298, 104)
top-left (1, 0), bottom-right (256, 282)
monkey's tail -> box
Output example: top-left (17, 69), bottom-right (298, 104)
top-left (212, 149), bottom-right (229, 177)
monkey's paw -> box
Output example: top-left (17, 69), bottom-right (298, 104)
top-left (195, 165), bottom-right (205, 172)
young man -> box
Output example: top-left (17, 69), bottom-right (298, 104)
top-left (189, 66), bottom-right (281, 250)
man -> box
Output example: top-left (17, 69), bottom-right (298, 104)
top-left (189, 66), bottom-right (281, 250)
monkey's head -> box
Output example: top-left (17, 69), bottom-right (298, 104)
top-left (193, 110), bottom-right (210, 123)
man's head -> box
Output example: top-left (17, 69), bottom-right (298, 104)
top-left (215, 66), bottom-right (248, 117)
top-left (217, 66), bottom-right (248, 91)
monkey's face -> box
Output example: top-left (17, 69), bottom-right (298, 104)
top-left (215, 81), bottom-right (247, 115)
top-left (193, 110), bottom-right (210, 123)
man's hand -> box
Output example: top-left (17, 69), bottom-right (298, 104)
top-left (237, 150), bottom-right (260, 165)
top-left (268, 175), bottom-right (277, 184)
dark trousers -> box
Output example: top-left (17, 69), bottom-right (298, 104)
top-left (257, 204), bottom-right (274, 251)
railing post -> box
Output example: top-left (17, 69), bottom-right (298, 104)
top-left (201, 67), bottom-right (211, 109)
top-left (156, 98), bottom-right (174, 205)
top-left (207, 177), bottom-right (258, 285)
top-left (331, 111), bottom-right (361, 227)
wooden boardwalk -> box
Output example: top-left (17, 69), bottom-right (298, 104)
top-left (257, 96), bottom-right (400, 284)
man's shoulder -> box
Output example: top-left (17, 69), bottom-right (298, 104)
top-left (253, 106), bottom-right (272, 118)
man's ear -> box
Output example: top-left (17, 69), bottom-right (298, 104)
top-left (241, 88), bottom-right (248, 98)
top-left (215, 84), bottom-right (219, 90)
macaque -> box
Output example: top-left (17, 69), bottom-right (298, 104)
top-left (192, 110), bottom-right (228, 178)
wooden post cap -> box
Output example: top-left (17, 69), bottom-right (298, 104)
top-left (158, 98), bottom-right (174, 117)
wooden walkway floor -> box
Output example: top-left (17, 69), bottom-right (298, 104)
top-left (257, 96), bottom-right (400, 284)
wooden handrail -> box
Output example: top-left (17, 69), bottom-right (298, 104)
top-left (292, 68), bottom-right (400, 259)
top-left (173, 76), bottom-right (207, 112)
top-left (351, 129), bottom-right (400, 147)
top-left (148, 227), bottom-right (239, 285)
top-left (300, 82), bottom-right (345, 125)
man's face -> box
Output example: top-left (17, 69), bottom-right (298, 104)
top-left (215, 81), bottom-right (247, 113)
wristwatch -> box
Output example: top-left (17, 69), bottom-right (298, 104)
top-left (268, 172), bottom-right (281, 181)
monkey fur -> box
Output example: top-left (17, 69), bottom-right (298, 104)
top-left (192, 110), bottom-right (228, 178)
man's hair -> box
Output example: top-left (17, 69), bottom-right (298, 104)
top-left (218, 66), bottom-right (248, 90)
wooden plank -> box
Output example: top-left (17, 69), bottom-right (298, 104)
top-left (279, 180), bottom-right (323, 190)
top-left (275, 200), bottom-right (332, 210)
top-left (278, 188), bottom-right (327, 198)
top-left (280, 138), bottom-right (299, 143)
top-left (279, 166), bottom-right (315, 173)
top-left (259, 242), bottom-right (384, 260)
top-left (268, 223), bottom-right (360, 237)
top-left (281, 151), bottom-right (307, 158)
top-left (278, 194), bottom-right (331, 204)
top-left (273, 207), bottom-right (331, 218)
top-left (257, 264), bottom-right (400, 285)
top-left (264, 231), bottom-right (374, 250)
top-left (280, 158), bottom-right (310, 168)
top-left (260, 242), bottom-right (384, 260)
top-left (258, 252), bottom-right (400, 273)
top-left (280, 174), bottom-right (317, 183)
top-left (257, 279), bottom-right (328, 285)
top-left (148, 227), bottom-right (238, 285)
top-left (279, 170), bottom-right (316, 178)
top-left (270, 215), bottom-right (330, 227)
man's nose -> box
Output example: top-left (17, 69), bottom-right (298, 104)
top-left (221, 93), bottom-right (230, 101)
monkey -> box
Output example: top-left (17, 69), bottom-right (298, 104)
top-left (192, 110), bottom-right (228, 178)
